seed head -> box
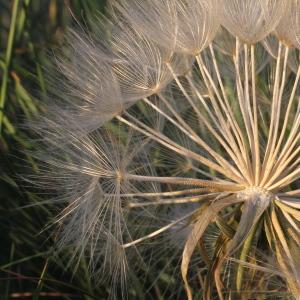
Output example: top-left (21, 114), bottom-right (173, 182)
top-left (30, 1), bottom-right (300, 299)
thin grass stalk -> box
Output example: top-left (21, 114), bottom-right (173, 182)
top-left (0, 0), bottom-right (20, 134)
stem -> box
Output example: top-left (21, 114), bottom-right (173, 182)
top-left (267, 165), bottom-right (300, 191)
top-left (192, 56), bottom-right (251, 184)
top-left (234, 38), bottom-right (254, 175)
top-left (166, 63), bottom-right (246, 182)
top-left (270, 64), bottom-right (300, 165)
top-left (209, 44), bottom-right (250, 171)
top-left (169, 61), bottom-right (236, 158)
top-left (0, 0), bottom-right (20, 134)
top-left (33, 258), bottom-right (49, 300)
top-left (243, 43), bottom-right (255, 133)
top-left (143, 97), bottom-right (242, 181)
top-left (261, 46), bottom-right (289, 186)
top-left (128, 194), bottom-right (214, 208)
top-left (264, 122), bottom-right (300, 188)
top-left (236, 221), bottom-right (259, 292)
top-left (117, 114), bottom-right (243, 182)
top-left (125, 173), bottom-right (243, 191)
top-left (122, 209), bottom-right (196, 248)
top-left (243, 43), bottom-right (257, 185)
top-left (251, 44), bottom-right (260, 185)
top-left (261, 42), bottom-right (283, 177)
top-left (265, 143), bottom-right (300, 189)
top-left (109, 188), bottom-right (208, 198)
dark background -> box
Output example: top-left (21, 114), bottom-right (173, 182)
top-left (0, 1), bottom-right (113, 299)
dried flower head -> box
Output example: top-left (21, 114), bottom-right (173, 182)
top-left (31, 1), bottom-right (300, 299)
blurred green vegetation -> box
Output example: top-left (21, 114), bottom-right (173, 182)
top-left (0, 1), bottom-right (113, 299)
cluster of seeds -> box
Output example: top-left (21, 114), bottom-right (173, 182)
top-left (31, 1), bottom-right (300, 299)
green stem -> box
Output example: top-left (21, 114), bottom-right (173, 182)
top-left (1, 251), bottom-right (49, 269)
top-left (236, 221), bottom-right (260, 292)
top-left (0, 0), bottom-right (20, 134)
top-left (33, 258), bottom-right (49, 300)
top-left (15, 0), bottom-right (31, 41)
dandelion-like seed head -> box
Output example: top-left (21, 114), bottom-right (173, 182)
top-left (30, 0), bottom-right (300, 299)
